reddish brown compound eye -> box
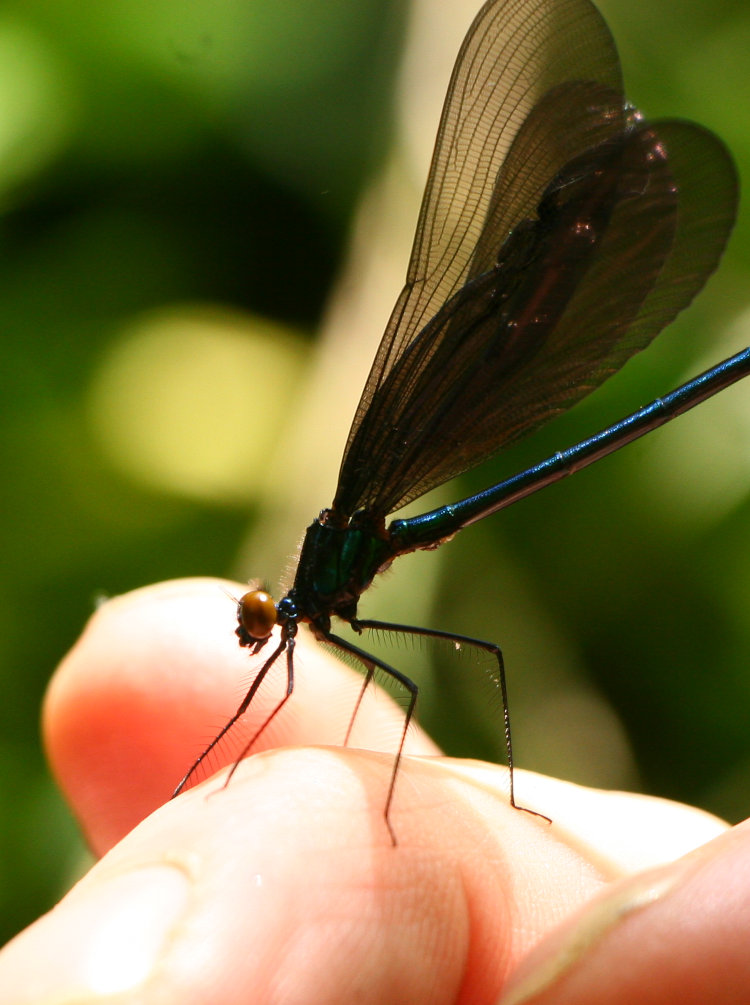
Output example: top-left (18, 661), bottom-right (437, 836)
top-left (238, 589), bottom-right (277, 640)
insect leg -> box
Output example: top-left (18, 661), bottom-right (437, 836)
top-left (323, 629), bottom-right (419, 846)
top-left (223, 633), bottom-right (297, 787)
top-left (172, 633), bottom-right (288, 797)
top-left (353, 618), bottom-right (550, 824)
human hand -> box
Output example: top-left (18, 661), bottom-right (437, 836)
top-left (1, 578), bottom-right (748, 1004)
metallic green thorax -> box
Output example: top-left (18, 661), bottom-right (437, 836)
top-left (289, 510), bottom-right (394, 625)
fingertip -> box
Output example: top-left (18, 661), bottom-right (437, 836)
top-left (44, 578), bottom-right (245, 852)
top-left (2, 749), bottom-right (472, 1004)
top-left (498, 820), bottom-right (750, 1005)
top-left (2, 748), bottom-right (589, 1005)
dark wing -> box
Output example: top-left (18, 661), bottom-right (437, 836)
top-left (332, 0), bottom-right (737, 518)
top-left (337, 0), bottom-right (622, 482)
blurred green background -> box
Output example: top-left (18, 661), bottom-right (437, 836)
top-left (2, 0), bottom-right (750, 946)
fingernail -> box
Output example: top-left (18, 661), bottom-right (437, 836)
top-left (4, 864), bottom-right (190, 1001)
top-left (498, 867), bottom-right (681, 1005)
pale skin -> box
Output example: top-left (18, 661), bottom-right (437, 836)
top-left (2, 578), bottom-right (750, 1004)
